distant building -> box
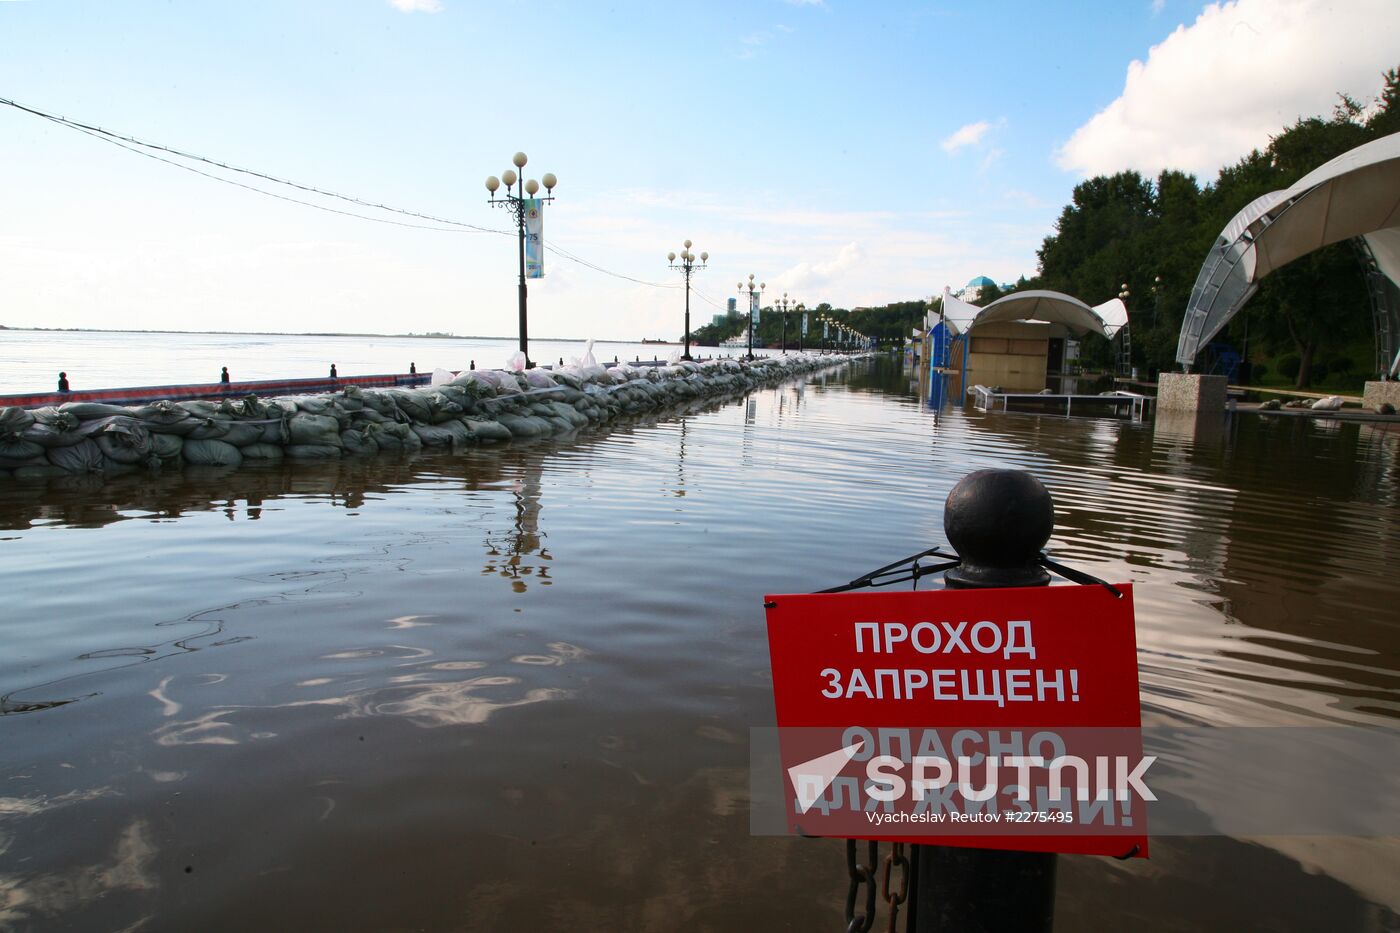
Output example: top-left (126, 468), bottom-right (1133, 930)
top-left (712, 314), bottom-right (727, 327)
top-left (956, 275), bottom-right (998, 303)
top-left (726, 297), bottom-right (738, 319)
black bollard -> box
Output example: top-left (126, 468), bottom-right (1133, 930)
top-left (57, 371), bottom-right (70, 393)
top-left (410, 362), bottom-right (417, 374)
top-left (220, 366), bottom-right (230, 384)
top-left (559, 357), bottom-right (564, 366)
top-left (909, 469), bottom-right (1056, 933)
top-left (330, 363), bottom-right (338, 379)
top-left (470, 360), bottom-right (475, 371)
top-left (614, 356), bottom-right (618, 363)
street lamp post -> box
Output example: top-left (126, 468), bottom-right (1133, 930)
top-left (796, 302), bottom-right (806, 353)
top-left (774, 292), bottom-right (794, 353)
top-left (668, 240), bottom-right (708, 360)
top-left (737, 275), bottom-right (765, 360)
top-left (485, 152), bottom-right (557, 369)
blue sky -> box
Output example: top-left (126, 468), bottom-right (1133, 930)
top-left (2, 0), bottom-right (1396, 339)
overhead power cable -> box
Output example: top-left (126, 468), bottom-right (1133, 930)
top-left (1, 94), bottom-right (679, 287)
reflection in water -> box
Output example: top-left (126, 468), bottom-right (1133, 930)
top-left (1, 357), bottom-right (1399, 930)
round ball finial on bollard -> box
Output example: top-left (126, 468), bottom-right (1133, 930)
top-left (943, 469), bottom-right (1053, 589)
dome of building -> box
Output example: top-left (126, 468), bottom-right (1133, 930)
top-left (967, 275), bottom-right (996, 288)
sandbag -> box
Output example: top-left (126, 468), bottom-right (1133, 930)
top-left (58, 401), bottom-right (132, 420)
top-left (285, 444), bottom-right (342, 460)
top-left (387, 389), bottom-right (433, 422)
top-left (425, 392), bottom-right (465, 424)
top-left (363, 421), bottom-right (413, 451)
top-left (340, 429), bottom-right (378, 457)
top-left (464, 419), bottom-right (512, 443)
top-left (132, 400), bottom-right (199, 436)
top-left (495, 413), bottom-right (543, 438)
top-left (288, 413), bottom-right (343, 448)
top-left (182, 439), bottom-right (243, 467)
top-left (0, 407), bottom-right (36, 436)
top-left (239, 443), bottom-right (284, 460)
top-left (358, 390), bottom-right (402, 419)
top-left (545, 401), bottom-right (589, 427)
top-left (523, 369), bottom-right (557, 389)
top-left (222, 395), bottom-right (270, 420)
top-left (21, 422), bottom-right (87, 448)
top-left (150, 434), bottom-right (184, 460)
top-left (0, 438), bottom-right (45, 466)
top-left (185, 418), bottom-right (232, 440)
top-left (47, 439), bottom-right (106, 473)
top-left (412, 420), bottom-right (471, 447)
top-left (219, 422), bottom-right (266, 447)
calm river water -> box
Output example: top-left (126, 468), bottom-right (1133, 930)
top-left (1, 354), bottom-right (1397, 931)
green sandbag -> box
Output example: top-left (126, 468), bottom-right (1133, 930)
top-left (219, 422), bottom-right (265, 447)
top-left (425, 392), bottom-right (465, 424)
top-left (412, 420), bottom-right (471, 447)
top-left (463, 419), bottom-right (512, 443)
top-left (47, 439), bottom-right (106, 473)
top-left (542, 416), bottom-right (575, 434)
top-left (0, 439), bottom-right (45, 466)
top-left (257, 417), bottom-right (290, 445)
top-left (340, 429), bottom-right (378, 457)
top-left (94, 434), bottom-right (147, 465)
top-left (288, 413), bottom-right (343, 447)
top-left (239, 443), bottom-right (284, 460)
top-left (150, 434), bottom-right (184, 460)
top-left (185, 418), bottom-right (232, 440)
top-left (358, 390), bottom-right (401, 418)
top-left (365, 422), bottom-right (420, 451)
top-left (285, 444), bottom-right (342, 459)
top-left (182, 439), bottom-right (243, 467)
top-left (133, 400), bottom-right (199, 436)
top-left (58, 401), bottom-right (133, 420)
top-left (545, 401), bottom-right (589, 427)
top-left (0, 407), bottom-right (36, 435)
top-left (387, 389), bottom-right (432, 422)
top-left (222, 395), bottom-right (270, 419)
top-left (494, 414), bottom-right (543, 438)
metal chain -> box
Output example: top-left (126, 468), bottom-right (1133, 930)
top-left (844, 839), bottom-right (879, 933)
top-left (880, 843), bottom-right (910, 933)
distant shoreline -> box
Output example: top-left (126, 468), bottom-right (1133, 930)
top-left (0, 326), bottom-right (669, 345)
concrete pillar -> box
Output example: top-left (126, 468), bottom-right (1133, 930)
top-left (1362, 381), bottom-right (1400, 411)
top-left (1157, 373), bottom-right (1227, 412)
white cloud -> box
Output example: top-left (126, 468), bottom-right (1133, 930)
top-left (1057, 0), bottom-right (1400, 179)
top-left (389, 0), bottom-right (443, 12)
top-left (772, 242), bottom-right (865, 292)
top-left (941, 121), bottom-right (991, 153)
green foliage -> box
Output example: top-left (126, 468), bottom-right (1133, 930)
top-left (1031, 64), bottom-right (1399, 382)
top-left (1278, 355), bottom-right (1301, 380)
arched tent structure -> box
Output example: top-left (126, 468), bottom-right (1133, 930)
top-left (939, 287), bottom-right (1127, 338)
top-left (1175, 131), bottom-right (1400, 377)
top-left (932, 287), bottom-right (1129, 393)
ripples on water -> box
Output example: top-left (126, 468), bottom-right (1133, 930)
top-left (0, 359), bottom-right (1397, 930)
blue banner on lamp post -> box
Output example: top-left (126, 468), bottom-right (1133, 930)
top-left (525, 199), bottom-right (544, 279)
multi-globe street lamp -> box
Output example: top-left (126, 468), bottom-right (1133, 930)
top-left (773, 292), bottom-right (795, 353)
top-left (486, 152), bottom-right (557, 368)
top-left (796, 302), bottom-right (807, 353)
top-left (737, 275), bottom-right (765, 360)
top-left (668, 241), bottom-right (708, 360)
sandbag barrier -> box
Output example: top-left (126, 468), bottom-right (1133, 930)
top-left (0, 354), bottom-right (867, 480)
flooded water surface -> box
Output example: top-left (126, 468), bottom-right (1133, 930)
top-left (1, 357), bottom-right (1398, 931)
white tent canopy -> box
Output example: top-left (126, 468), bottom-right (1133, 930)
top-left (937, 287), bottom-right (1126, 339)
top-left (1177, 131), bottom-right (1400, 369)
